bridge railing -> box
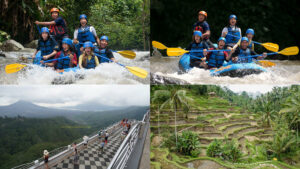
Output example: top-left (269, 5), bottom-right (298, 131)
top-left (12, 121), bottom-right (120, 169)
top-left (107, 110), bottom-right (150, 169)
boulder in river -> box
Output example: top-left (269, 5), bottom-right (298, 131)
top-left (0, 39), bottom-right (24, 51)
top-left (24, 40), bottom-right (38, 49)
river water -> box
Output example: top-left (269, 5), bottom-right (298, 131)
top-left (150, 56), bottom-right (300, 84)
top-left (0, 49), bottom-right (150, 84)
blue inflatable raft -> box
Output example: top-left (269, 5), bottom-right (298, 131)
top-left (33, 51), bottom-right (79, 74)
top-left (179, 53), bottom-right (267, 77)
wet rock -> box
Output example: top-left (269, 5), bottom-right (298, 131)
top-left (150, 72), bottom-right (190, 84)
top-left (0, 50), bottom-right (5, 57)
top-left (0, 39), bottom-right (24, 51)
top-left (24, 40), bottom-right (38, 49)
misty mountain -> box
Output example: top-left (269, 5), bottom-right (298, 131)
top-left (0, 100), bottom-right (84, 118)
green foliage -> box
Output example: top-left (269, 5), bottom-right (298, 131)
top-left (206, 139), bottom-right (222, 157)
top-left (206, 138), bottom-right (242, 162)
top-left (164, 131), bottom-right (201, 157)
top-left (0, 30), bottom-right (10, 43)
top-left (176, 131), bottom-right (201, 157)
top-left (267, 120), bottom-right (298, 160)
top-left (245, 140), bottom-right (268, 162)
top-left (0, 116), bottom-right (91, 169)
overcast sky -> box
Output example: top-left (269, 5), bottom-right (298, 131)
top-left (0, 85), bottom-right (150, 108)
top-left (224, 85), bottom-right (290, 94)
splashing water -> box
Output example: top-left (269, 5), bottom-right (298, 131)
top-left (150, 56), bottom-right (300, 84)
top-left (0, 50), bottom-right (149, 84)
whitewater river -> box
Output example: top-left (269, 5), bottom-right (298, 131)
top-left (0, 49), bottom-right (149, 84)
top-left (150, 55), bottom-right (300, 84)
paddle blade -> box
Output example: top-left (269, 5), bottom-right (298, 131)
top-left (125, 66), bottom-right (148, 79)
top-left (5, 63), bottom-right (27, 74)
top-left (261, 43), bottom-right (279, 52)
top-left (257, 60), bottom-right (276, 67)
top-left (167, 48), bottom-right (188, 56)
top-left (152, 41), bottom-right (167, 50)
top-left (117, 50), bottom-right (136, 59)
top-left (278, 46), bottom-right (299, 56)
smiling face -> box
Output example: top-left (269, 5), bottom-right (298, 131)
top-left (229, 18), bottom-right (237, 26)
top-left (241, 41), bottom-right (249, 49)
top-left (246, 33), bottom-right (254, 40)
top-left (100, 40), bottom-right (108, 48)
top-left (41, 32), bottom-right (49, 40)
top-left (62, 43), bottom-right (69, 52)
top-left (218, 40), bottom-right (225, 49)
top-left (80, 18), bottom-right (87, 27)
top-left (194, 35), bottom-right (201, 43)
top-left (84, 47), bottom-right (92, 54)
top-left (198, 14), bottom-right (205, 22)
top-left (51, 12), bottom-right (59, 19)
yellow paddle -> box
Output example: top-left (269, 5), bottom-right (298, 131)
top-left (5, 63), bottom-right (27, 74)
top-left (116, 50), bottom-right (136, 59)
top-left (257, 42), bottom-right (279, 52)
top-left (253, 46), bottom-right (299, 67)
top-left (95, 53), bottom-right (148, 79)
top-left (166, 48), bottom-right (231, 57)
top-left (152, 41), bottom-right (168, 50)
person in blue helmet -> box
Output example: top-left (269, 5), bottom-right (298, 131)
top-left (44, 38), bottom-right (77, 71)
top-left (78, 41), bottom-right (100, 69)
top-left (32, 27), bottom-right (59, 63)
top-left (202, 37), bottom-right (230, 69)
top-left (192, 10), bottom-right (214, 48)
top-left (94, 35), bottom-right (116, 63)
top-left (233, 28), bottom-right (255, 51)
top-left (221, 14), bottom-right (242, 49)
top-left (230, 37), bottom-right (267, 63)
top-left (186, 31), bottom-right (208, 68)
top-left (35, 8), bottom-right (68, 48)
top-left (73, 14), bottom-right (101, 53)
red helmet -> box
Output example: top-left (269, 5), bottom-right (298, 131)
top-left (198, 11), bottom-right (207, 18)
top-left (50, 8), bottom-right (60, 14)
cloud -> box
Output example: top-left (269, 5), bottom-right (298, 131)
top-left (0, 85), bottom-right (150, 107)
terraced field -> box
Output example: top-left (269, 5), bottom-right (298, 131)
top-left (150, 96), bottom-right (295, 169)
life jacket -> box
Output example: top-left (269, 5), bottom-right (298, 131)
top-left (38, 37), bottom-right (56, 60)
top-left (49, 17), bottom-right (67, 40)
top-left (208, 50), bottom-right (226, 68)
top-left (190, 42), bottom-right (207, 59)
top-left (77, 26), bottom-right (96, 43)
top-left (237, 48), bottom-right (252, 63)
top-left (248, 40), bottom-right (254, 50)
top-left (225, 26), bottom-right (240, 44)
top-left (56, 51), bottom-right (73, 69)
top-left (96, 48), bottom-right (110, 63)
top-left (83, 55), bottom-right (96, 69)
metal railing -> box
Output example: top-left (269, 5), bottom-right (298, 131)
top-left (108, 110), bottom-right (150, 169)
top-left (12, 121), bottom-right (120, 169)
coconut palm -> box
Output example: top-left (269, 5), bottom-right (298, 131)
top-left (160, 87), bottom-right (191, 145)
top-left (151, 90), bottom-right (171, 136)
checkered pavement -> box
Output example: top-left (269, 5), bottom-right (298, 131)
top-left (51, 126), bottom-right (124, 169)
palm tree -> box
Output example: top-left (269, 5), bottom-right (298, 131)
top-left (160, 87), bottom-right (191, 145)
top-left (152, 90), bottom-right (171, 136)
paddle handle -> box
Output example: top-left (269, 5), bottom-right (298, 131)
top-left (43, 56), bottom-right (69, 63)
top-left (249, 52), bottom-right (277, 58)
top-left (190, 49), bottom-right (231, 52)
top-left (94, 53), bottom-right (125, 67)
top-left (37, 25), bottom-right (41, 34)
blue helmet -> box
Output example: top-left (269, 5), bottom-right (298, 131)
top-left (79, 14), bottom-right (87, 21)
top-left (62, 38), bottom-right (73, 46)
top-left (229, 14), bottom-right (237, 20)
top-left (218, 37), bottom-right (226, 43)
top-left (193, 31), bottom-right (202, 37)
top-left (100, 35), bottom-right (109, 41)
top-left (241, 37), bottom-right (249, 42)
top-left (41, 27), bottom-right (49, 34)
top-left (246, 28), bottom-right (254, 35)
top-left (83, 41), bottom-right (94, 48)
